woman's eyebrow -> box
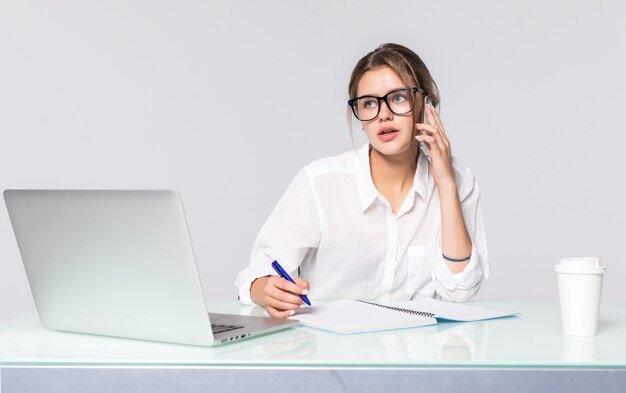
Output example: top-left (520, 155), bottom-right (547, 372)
top-left (357, 87), bottom-right (405, 97)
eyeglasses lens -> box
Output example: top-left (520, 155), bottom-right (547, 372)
top-left (352, 89), bottom-right (413, 121)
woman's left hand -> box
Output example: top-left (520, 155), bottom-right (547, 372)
top-left (415, 104), bottom-right (457, 191)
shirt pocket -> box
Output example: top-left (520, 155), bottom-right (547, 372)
top-left (405, 241), bottom-right (437, 294)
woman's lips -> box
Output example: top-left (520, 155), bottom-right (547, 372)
top-left (378, 130), bottom-right (399, 142)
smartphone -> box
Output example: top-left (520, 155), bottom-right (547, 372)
top-left (419, 96), bottom-right (432, 163)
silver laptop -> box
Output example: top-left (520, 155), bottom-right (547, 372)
top-left (4, 190), bottom-right (298, 347)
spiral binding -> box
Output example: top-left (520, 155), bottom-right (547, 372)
top-left (358, 300), bottom-right (436, 318)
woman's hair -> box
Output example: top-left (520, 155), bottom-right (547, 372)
top-left (347, 43), bottom-right (440, 148)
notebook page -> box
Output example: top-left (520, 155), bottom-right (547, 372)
top-left (387, 298), bottom-right (518, 322)
top-left (289, 299), bottom-right (437, 334)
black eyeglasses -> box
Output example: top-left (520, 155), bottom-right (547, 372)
top-left (348, 87), bottom-right (423, 121)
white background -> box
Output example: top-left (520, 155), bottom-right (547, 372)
top-left (1, 0), bottom-right (625, 321)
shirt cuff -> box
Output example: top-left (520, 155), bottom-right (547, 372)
top-left (432, 243), bottom-right (485, 298)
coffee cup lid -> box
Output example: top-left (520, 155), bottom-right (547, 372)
top-left (555, 257), bottom-right (606, 274)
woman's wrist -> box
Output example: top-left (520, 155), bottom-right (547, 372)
top-left (442, 252), bottom-right (471, 262)
top-left (249, 276), bottom-right (271, 306)
top-left (436, 179), bottom-right (458, 196)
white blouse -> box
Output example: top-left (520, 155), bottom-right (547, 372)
top-left (235, 144), bottom-right (489, 305)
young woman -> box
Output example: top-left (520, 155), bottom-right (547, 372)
top-left (235, 43), bottom-right (489, 318)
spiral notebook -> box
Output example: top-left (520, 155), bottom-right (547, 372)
top-left (289, 298), bottom-right (518, 334)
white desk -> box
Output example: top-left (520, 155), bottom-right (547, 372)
top-left (1, 301), bottom-right (625, 392)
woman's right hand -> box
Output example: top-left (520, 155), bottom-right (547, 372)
top-left (250, 275), bottom-right (310, 318)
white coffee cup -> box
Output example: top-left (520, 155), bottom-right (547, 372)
top-left (561, 335), bottom-right (597, 362)
top-left (555, 257), bottom-right (606, 336)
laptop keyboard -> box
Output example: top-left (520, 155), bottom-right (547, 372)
top-left (211, 323), bottom-right (244, 335)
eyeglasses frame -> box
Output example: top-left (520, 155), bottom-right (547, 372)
top-left (348, 87), bottom-right (424, 121)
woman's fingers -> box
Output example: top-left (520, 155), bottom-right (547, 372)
top-left (267, 284), bottom-right (304, 305)
top-left (266, 305), bottom-right (295, 319)
top-left (427, 104), bottom-right (443, 130)
top-left (428, 105), bottom-right (451, 149)
top-left (416, 123), bottom-right (448, 158)
top-left (266, 296), bottom-right (302, 312)
top-left (265, 276), bottom-right (305, 312)
top-left (269, 276), bottom-right (307, 295)
top-left (416, 107), bottom-right (457, 188)
top-left (251, 275), bottom-right (310, 318)
top-left (293, 277), bottom-right (310, 291)
top-left (415, 133), bottom-right (441, 161)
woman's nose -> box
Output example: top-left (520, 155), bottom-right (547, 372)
top-left (378, 100), bottom-right (393, 121)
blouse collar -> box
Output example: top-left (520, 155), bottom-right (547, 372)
top-left (355, 143), bottom-right (431, 213)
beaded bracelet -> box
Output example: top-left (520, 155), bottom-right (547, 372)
top-left (442, 253), bottom-right (471, 263)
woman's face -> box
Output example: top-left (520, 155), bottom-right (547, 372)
top-left (356, 66), bottom-right (419, 160)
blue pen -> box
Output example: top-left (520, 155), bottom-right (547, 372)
top-left (271, 260), bottom-right (311, 306)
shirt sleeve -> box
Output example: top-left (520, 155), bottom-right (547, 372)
top-left (234, 168), bottom-right (322, 305)
top-left (431, 161), bottom-right (489, 302)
